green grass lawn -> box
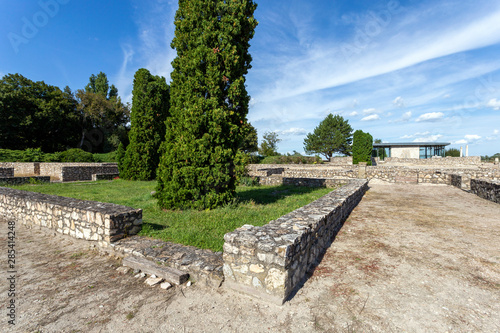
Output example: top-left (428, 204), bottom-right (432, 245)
top-left (9, 179), bottom-right (333, 252)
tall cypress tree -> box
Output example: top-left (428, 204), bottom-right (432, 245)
top-left (156, 0), bottom-right (258, 210)
top-left (121, 69), bottom-right (170, 180)
top-left (352, 130), bottom-right (373, 166)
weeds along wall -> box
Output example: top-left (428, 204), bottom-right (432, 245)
top-left (223, 179), bottom-right (368, 304)
top-left (0, 187), bottom-right (142, 247)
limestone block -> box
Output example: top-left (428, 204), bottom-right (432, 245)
top-left (223, 264), bottom-right (235, 281)
top-left (265, 268), bottom-right (287, 291)
top-left (250, 264), bottom-right (265, 274)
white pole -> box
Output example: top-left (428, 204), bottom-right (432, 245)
top-left (460, 146), bottom-right (463, 157)
top-left (466, 145), bottom-right (469, 157)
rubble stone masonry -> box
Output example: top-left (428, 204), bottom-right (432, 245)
top-left (223, 179), bottom-right (368, 304)
top-left (0, 186), bottom-right (142, 247)
top-left (470, 179), bottom-right (500, 204)
top-left (0, 167), bottom-right (14, 177)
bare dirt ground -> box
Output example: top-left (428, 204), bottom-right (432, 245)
top-left (1, 182), bottom-right (500, 332)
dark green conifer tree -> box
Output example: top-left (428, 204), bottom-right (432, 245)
top-left (352, 130), bottom-right (373, 165)
top-left (121, 69), bottom-right (170, 180)
top-left (156, 0), bottom-right (258, 210)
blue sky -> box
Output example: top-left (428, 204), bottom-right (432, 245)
top-left (1, 0), bottom-right (500, 156)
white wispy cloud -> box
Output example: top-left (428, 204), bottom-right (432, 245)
top-left (349, 111), bottom-right (359, 116)
top-left (363, 108), bottom-right (378, 114)
top-left (255, 3), bottom-right (500, 102)
top-left (393, 96), bottom-right (405, 107)
top-left (116, 0), bottom-right (178, 103)
top-left (115, 45), bottom-right (135, 103)
top-left (494, 129), bottom-right (499, 135)
top-left (276, 128), bottom-right (308, 136)
top-left (361, 114), bottom-right (380, 121)
top-left (413, 134), bottom-right (443, 142)
top-left (454, 139), bottom-right (468, 144)
top-left (401, 131), bottom-right (430, 139)
top-left (487, 98), bottom-right (500, 110)
top-left (415, 112), bottom-right (445, 122)
top-left (464, 134), bottom-right (481, 141)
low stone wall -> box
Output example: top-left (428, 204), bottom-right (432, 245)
top-left (258, 176), bottom-right (348, 188)
top-left (383, 156), bottom-right (481, 166)
top-left (39, 163), bottom-right (119, 181)
top-left (61, 165), bottom-right (119, 182)
top-left (0, 176), bottom-right (50, 186)
top-left (0, 187), bottom-right (142, 247)
top-left (92, 173), bottom-right (119, 181)
top-left (109, 237), bottom-right (224, 288)
top-left (470, 179), bottom-right (500, 204)
top-left (223, 179), bottom-right (368, 304)
top-left (0, 162), bottom-right (120, 182)
top-left (0, 167), bottom-right (14, 177)
top-left (248, 164), bottom-right (500, 188)
top-left (328, 156), bottom-right (353, 165)
top-left (0, 163), bottom-right (39, 176)
top-left (450, 174), bottom-right (463, 189)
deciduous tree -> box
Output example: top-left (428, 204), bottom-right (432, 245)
top-left (0, 73), bottom-right (81, 152)
top-left (76, 72), bottom-right (130, 153)
top-left (259, 131), bottom-right (281, 156)
top-left (303, 114), bottom-right (353, 159)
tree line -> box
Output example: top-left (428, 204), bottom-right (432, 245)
top-left (0, 72), bottom-right (129, 153)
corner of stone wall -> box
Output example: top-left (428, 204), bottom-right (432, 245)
top-left (222, 179), bottom-right (368, 304)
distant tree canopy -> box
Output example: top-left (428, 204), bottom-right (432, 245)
top-left (352, 130), bottom-right (373, 165)
top-left (259, 131), bottom-right (281, 156)
top-left (240, 122), bottom-right (258, 154)
top-left (445, 148), bottom-right (461, 157)
top-left (0, 72), bottom-right (129, 154)
top-left (303, 114), bottom-right (353, 159)
top-left (121, 69), bottom-right (170, 181)
top-left (76, 72), bottom-right (130, 153)
top-left (156, 0), bottom-right (258, 210)
top-left (0, 73), bottom-right (81, 152)
top-left (85, 72), bottom-right (118, 99)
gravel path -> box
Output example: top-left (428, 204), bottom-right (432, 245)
top-left (1, 182), bottom-right (499, 332)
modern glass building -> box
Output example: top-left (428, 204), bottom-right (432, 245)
top-left (372, 142), bottom-right (450, 159)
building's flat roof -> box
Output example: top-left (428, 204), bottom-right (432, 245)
top-left (373, 142), bottom-right (450, 147)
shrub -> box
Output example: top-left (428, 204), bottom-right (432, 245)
top-left (59, 148), bottom-right (96, 162)
top-left (239, 176), bottom-right (260, 186)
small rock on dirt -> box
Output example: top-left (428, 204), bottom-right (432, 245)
top-left (160, 282), bottom-right (172, 290)
top-left (116, 266), bottom-right (131, 274)
top-left (145, 276), bottom-right (163, 286)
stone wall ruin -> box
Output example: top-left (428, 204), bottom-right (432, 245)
top-left (223, 179), bottom-right (368, 304)
top-left (0, 186), bottom-right (142, 247)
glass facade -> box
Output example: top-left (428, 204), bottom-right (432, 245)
top-left (373, 144), bottom-right (448, 160)
top-left (419, 146), bottom-right (446, 159)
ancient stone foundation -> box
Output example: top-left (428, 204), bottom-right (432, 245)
top-left (0, 162), bottom-right (119, 182)
top-left (470, 179), bottom-right (500, 204)
top-left (0, 167), bottom-right (14, 177)
top-left (0, 187), bottom-right (142, 247)
top-left (223, 179), bottom-right (368, 304)
top-left (0, 176), bottom-right (51, 186)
